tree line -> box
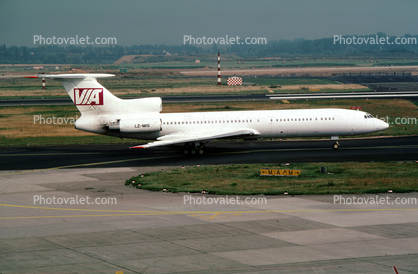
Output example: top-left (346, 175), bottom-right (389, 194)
top-left (1, 33), bottom-right (417, 64)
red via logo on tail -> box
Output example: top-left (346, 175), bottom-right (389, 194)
top-left (74, 88), bottom-right (103, 105)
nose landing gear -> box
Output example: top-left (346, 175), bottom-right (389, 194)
top-left (331, 136), bottom-right (340, 149)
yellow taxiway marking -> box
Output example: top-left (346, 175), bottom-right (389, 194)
top-left (189, 212), bottom-right (226, 219)
top-left (0, 203), bottom-right (159, 212)
top-left (0, 154), bottom-right (181, 177)
top-left (189, 212), bottom-right (243, 219)
top-left (0, 206), bottom-right (417, 220)
top-left (209, 212), bottom-right (223, 219)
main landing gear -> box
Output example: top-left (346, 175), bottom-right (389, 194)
top-left (183, 142), bottom-right (207, 156)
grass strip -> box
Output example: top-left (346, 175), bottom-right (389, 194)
top-left (126, 162), bottom-right (418, 195)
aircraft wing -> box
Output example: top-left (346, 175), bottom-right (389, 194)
top-left (130, 128), bottom-right (260, 149)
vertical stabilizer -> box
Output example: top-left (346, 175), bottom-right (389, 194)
top-left (25, 74), bottom-right (162, 115)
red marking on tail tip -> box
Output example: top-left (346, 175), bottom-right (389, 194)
top-left (130, 146), bottom-right (146, 149)
top-left (23, 76), bottom-right (38, 78)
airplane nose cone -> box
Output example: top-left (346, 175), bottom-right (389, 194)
top-left (379, 120), bottom-right (389, 130)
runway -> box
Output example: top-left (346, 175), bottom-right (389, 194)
top-left (1, 91), bottom-right (418, 107)
top-left (332, 75), bottom-right (418, 91)
top-left (180, 65), bottom-right (418, 76)
top-left (1, 136), bottom-right (417, 171)
top-left (267, 91), bottom-right (418, 100)
top-left (0, 94), bottom-right (270, 106)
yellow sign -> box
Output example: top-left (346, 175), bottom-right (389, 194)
top-left (260, 169), bottom-right (300, 177)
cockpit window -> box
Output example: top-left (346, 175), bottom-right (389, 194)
top-left (364, 114), bottom-right (374, 119)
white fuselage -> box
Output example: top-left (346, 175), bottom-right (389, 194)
top-left (95, 108), bottom-right (388, 140)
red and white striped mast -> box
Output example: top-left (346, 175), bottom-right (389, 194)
top-left (217, 52), bottom-right (221, 85)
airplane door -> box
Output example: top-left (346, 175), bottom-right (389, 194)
top-left (268, 117), bottom-right (274, 135)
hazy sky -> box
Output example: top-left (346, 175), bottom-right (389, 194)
top-left (1, 0), bottom-right (417, 47)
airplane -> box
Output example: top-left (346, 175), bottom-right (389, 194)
top-left (25, 74), bottom-right (389, 154)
